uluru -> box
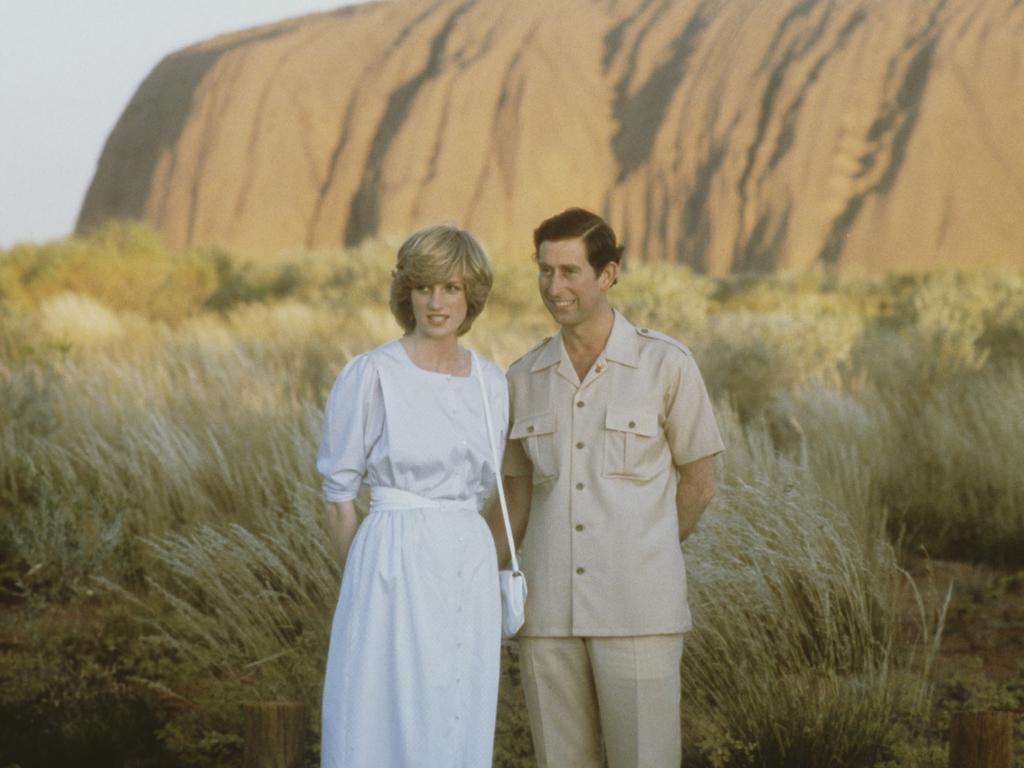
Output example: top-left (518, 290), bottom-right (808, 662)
top-left (77, 0), bottom-right (1024, 274)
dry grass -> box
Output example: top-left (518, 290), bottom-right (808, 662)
top-left (2, 227), bottom-right (1023, 766)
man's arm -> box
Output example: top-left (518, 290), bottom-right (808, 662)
top-left (488, 474), bottom-right (532, 568)
top-left (675, 455), bottom-right (717, 542)
top-left (325, 500), bottom-right (360, 567)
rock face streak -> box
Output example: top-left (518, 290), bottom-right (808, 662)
top-left (78, 0), bottom-right (1024, 272)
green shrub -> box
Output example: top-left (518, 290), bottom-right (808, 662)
top-left (0, 601), bottom-right (174, 767)
top-left (0, 221), bottom-right (219, 322)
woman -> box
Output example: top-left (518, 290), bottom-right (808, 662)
top-left (317, 224), bottom-right (507, 768)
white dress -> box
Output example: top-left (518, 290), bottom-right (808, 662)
top-left (317, 340), bottom-right (507, 768)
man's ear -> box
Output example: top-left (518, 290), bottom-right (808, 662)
top-left (600, 261), bottom-right (618, 289)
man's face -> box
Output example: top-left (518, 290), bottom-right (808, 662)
top-left (537, 237), bottom-right (614, 329)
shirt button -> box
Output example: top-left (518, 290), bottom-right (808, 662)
top-left (575, 524), bottom-right (584, 531)
top-left (575, 482), bottom-right (584, 490)
top-left (576, 401), bottom-right (584, 408)
top-left (576, 441), bottom-right (584, 449)
top-left (576, 567), bottom-right (585, 575)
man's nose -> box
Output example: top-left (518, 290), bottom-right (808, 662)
top-left (545, 272), bottom-right (563, 294)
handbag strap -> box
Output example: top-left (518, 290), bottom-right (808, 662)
top-left (472, 352), bottom-right (520, 574)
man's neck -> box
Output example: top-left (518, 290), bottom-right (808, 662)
top-left (561, 304), bottom-right (615, 379)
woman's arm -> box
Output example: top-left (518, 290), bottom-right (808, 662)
top-left (325, 500), bottom-right (360, 567)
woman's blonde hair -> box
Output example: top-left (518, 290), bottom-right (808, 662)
top-left (389, 224), bottom-right (494, 336)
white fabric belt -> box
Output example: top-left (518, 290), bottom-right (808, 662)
top-left (369, 486), bottom-right (477, 514)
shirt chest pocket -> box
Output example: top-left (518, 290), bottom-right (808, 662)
top-left (509, 412), bottom-right (557, 484)
top-left (603, 408), bottom-right (663, 481)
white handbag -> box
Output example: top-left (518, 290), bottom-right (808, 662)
top-left (473, 353), bottom-right (528, 639)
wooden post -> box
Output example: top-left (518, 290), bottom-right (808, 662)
top-left (243, 701), bottom-right (306, 768)
top-left (949, 710), bottom-right (1014, 768)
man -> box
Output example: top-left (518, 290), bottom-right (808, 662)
top-left (492, 207), bottom-right (724, 768)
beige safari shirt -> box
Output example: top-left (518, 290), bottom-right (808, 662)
top-left (503, 310), bottom-right (724, 637)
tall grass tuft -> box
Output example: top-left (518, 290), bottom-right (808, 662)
top-left (677, 405), bottom-right (934, 767)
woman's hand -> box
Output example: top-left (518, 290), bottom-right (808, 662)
top-left (325, 501), bottom-right (360, 567)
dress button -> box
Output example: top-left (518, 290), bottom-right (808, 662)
top-left (576, 482), bottom-right (584, 490)
top-left (576, 401), bottom-right (584, 408)
top-left (576, 567), bottom-right (585, 575)
top-left (527, 425), bottom-right (534, 433)
top-left (628, 420), bottom-right (636, 428)
top-left (575, 524), bottom-right (584, 531)
top-left (576, 441), bottom-right (584, 449)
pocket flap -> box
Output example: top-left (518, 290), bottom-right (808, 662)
top-left (510, 412), bottom-right (556, 439)
top-left (605, 408), bottom-right (658, 437)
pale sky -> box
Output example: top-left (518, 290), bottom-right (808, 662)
top-left (0, 0), bottom-right (361, 249)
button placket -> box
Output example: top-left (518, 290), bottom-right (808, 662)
top-left (569, 383), bottom-right (591, 603)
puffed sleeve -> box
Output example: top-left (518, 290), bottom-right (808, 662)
top-left (317, 352), bottom-right (381, 502)
top-left (663, 350), bottom-right (725, 466)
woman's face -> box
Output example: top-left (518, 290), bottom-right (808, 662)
top-left (409, 273), bottom-right (468, 340)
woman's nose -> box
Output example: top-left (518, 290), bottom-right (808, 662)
top-left (427, 288), bottom-right (443, 307)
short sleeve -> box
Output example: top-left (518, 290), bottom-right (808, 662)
top-left (664, 351), bottom-right (725, 466)
top-left (317, 353), bottom-right (381, 502)
top-left (501, 370), bottom-right (533, 477)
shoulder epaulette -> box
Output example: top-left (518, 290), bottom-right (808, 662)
top-left (509, 336), bottom-right (551, 368)
top-left (635, 326), bottom-right (692, 356)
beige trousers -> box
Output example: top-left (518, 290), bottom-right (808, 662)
top-left (518, 634), bottom-right (685, 768)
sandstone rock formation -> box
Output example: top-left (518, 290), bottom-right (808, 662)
top-left (78, 0), bottom-right (1024, 273)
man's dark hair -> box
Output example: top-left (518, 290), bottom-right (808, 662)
top-left (533, 208), bottom-right (624, 278)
